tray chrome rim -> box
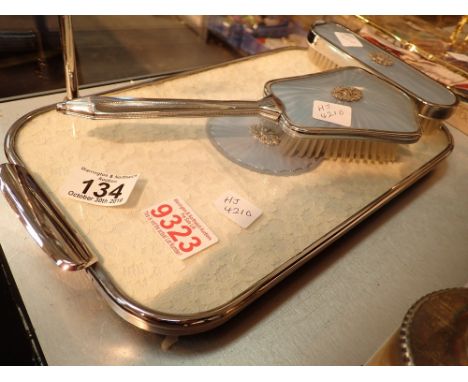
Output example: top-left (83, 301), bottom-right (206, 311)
top-left (1, 47), bottom-right (455, 335)
top-left (84, 124), bottom-right (453, 335)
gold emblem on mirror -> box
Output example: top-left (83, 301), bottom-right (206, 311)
top-left (250, 124), bottom-right (281, 145)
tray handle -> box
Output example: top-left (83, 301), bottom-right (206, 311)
top-left (0, 163), bottom-right (96, 271)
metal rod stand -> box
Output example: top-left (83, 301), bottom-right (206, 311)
top-left (58, 16), bottom-right (79, 100)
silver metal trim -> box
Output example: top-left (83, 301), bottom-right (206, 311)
top-left (1, 48), bottom-right (454, 335)
top-left (56, 95), bottom-right (281, 121)
top-left (58, 16), bottom-right (79, 100)
top-left (4, 104), bottom-right (54, 166)
top-left (0, 163), bottom-right (96, 271)
top-left (310, 22), bottom-right (459, 120)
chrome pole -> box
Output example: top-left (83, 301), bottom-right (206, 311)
top-left (58, 16), bottom-right (79, 100)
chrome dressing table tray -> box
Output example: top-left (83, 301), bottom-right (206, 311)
top-left (0, 48), bottom-right (454, 335)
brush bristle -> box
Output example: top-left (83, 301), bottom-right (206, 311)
top-left (308, 48), bottom-right (340, 71)
top-left (420, 118), bottom-right (442, 134)
top-left (279, 135), bottom-right (397, 162)
top-left (294, 48), bottom-right (401, 162)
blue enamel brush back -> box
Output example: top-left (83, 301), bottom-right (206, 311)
top-left (313, 22), bottom-right (457, 107)
top-left (269, 67), bottom-right (420, 133)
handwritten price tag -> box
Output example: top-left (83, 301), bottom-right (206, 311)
top-left (312, 100), bottom-right (352, 127)
top-left (334, 32), bottom-right (363, 48)
top-left (143, 197), bottom-right (218, 260)
top-left (62, 166), bottom-right (139, 206)
top-left (214, 191), bottom-right (262, 228)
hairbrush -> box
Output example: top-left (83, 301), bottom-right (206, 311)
top-left (308, 21), bottom-right (458, 133)
top-left (57, 67), bottom-right (421, 173)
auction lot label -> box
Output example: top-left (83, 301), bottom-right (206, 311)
top-left (143, 197), bottom-right (218, 260)
top-left (62, 166), bottom-right (139, 206)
